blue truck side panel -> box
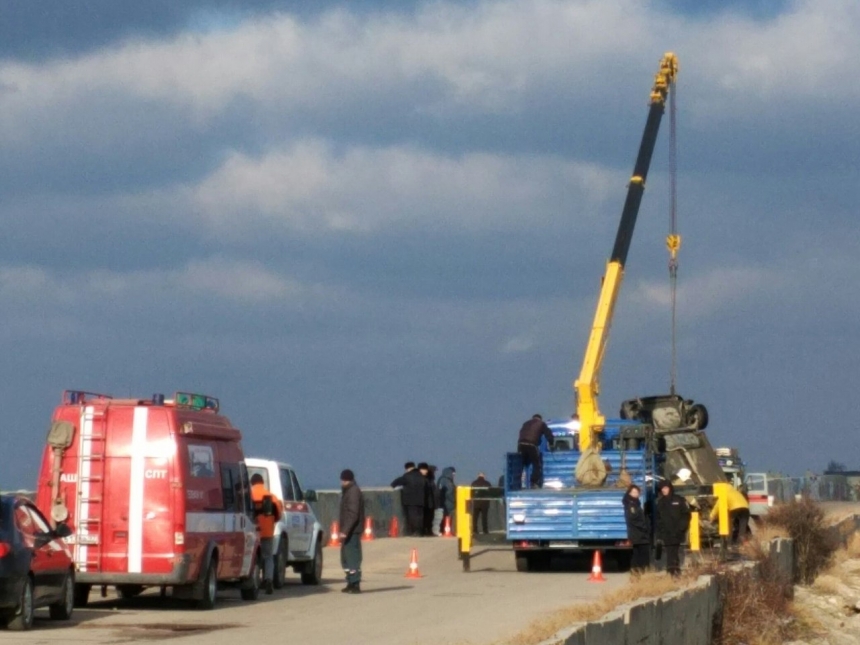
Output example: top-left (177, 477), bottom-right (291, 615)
top-left (505, 420), bottom-right (654, 548)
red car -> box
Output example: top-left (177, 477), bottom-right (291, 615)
top-left (0, 495), bottom-right (75, 630)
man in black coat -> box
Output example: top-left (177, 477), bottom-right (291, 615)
top-left (391, 462), bottom-right (428, 536)
top-left (622, 484), bottom-right (651, 572)
top-left (471, 472), bottom-right (492, 535)
top-left (655, 480), bottom-right (691, 576)
top-left (338, 469), bottom-right (365, 594)
top-left (517, 414), bottom-right (555, 488)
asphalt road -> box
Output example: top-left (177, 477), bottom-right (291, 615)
top-left (0, 536), bottom-right (628, 645)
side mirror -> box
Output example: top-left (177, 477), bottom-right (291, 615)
top-left (55, 523), bottom-right (73, 539)
top-left (34, 532), bottom-right (53, 549)
top-left (304, 490), bottom-right (317, 502)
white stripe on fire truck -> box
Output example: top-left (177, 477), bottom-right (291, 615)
top-left (127, 406), bottom-right (148, 574)
top-left (77, 406), bottom-right (95, 573)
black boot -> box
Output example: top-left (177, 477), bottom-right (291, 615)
top-left (347, 582), bottom-right (361, 594)
top-left (341, 582), bottom-right (354, 593)
top-left (264, 579), bottom-right (274, 595)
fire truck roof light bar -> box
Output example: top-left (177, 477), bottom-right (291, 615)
top-left (63, 390), bottom-right (114, 405)
top-left (173, 392), bottom-right (220, 413)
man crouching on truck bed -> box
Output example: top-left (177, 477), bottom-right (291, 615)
top-left (517, 414), bottom-right (555, 488)
top-left (251, 473), bottom-right (284, 595)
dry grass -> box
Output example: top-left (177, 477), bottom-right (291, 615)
top-left (767, 498), bottom-right (837, 584)
top-left (504, 570), bottom-right (696, 645)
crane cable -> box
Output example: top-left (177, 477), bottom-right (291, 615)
top-left (666, 79), bottom-right (680, 396)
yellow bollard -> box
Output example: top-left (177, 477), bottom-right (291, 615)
top-left (689, 511), bottom-right (700, 552)
top-left (456, 485), bottom-right (472, 571)
top-left (713, 483), bottom-right (730, 537)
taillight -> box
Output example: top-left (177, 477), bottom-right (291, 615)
top-left (0, 542), bottom-right (11, 557)
top-left (175, 532), bottom-right (185, 546)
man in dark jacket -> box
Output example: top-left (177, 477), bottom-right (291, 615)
top-left (338, 469), bottom-right (365, 594)
top-left (517, 414), bottom-right (555, 488)
top-left (471, 472), bottom-right (492, 535)
top-left (437, 467), bottom-right (456, 534)
top-left (420, 463), bottom-right (437, 537)
top-left (622, 484), bottom-right (651, 572)
top-left (655, 480), bottom-right (690, 576)
top-left (391, 462), bottom-right (428, 536)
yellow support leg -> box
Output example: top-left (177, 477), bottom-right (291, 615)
top-left (689, 511), bottom-right (700, 552)
top-left (456, 486), bottom-right (472, 572)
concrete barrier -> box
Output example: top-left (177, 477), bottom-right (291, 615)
top-left (309, 488), bottom-right (507, 538)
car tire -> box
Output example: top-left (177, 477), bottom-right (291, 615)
top-left (49, 571), bottom-right (76, 621)
top-left (240, 552), bottom-right (261, 601)
top-left (686, 403), bottom-right (709, 430)
top-left (301, 539), bottom-right (323, 585)
top-left (117, 584), bottom-right (144, 600)
top-left (273, 537), bottom-right (288, 589)
top-left (73, 583), bottom-right (91, 608)
top-left (196, 559), bottom-right (218, 610)
top-left (8, 576), bottom-right (35, 631)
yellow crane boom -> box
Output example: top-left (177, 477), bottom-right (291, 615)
top-left (575, 52), bottom-right (679, 451)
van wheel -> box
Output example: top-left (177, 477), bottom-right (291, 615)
top-left (117, 584), bottom-right (144, 600)
top-left (273, 537), bottom-right (288, 589)
top-left (240, 553), bottom-right (261, 601)
top-left (301, 540), bottom-right (323, 585)
top-left (196, 559), bottom-right (218, 610)
top-left (73, 583), bottom-right (91, 608)
top-left (49, 571), bottom-right (76, 620)
top-left (8, 576), bottom-right (34, 631)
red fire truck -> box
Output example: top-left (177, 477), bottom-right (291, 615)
top-left (35, 391), bottom-right (261, 609)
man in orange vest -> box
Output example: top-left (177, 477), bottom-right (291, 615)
top-left (251, 473), bottom-right (284, 594)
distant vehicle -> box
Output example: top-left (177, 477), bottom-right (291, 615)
top-left (744, 472), bottom-right (794, 519)
top-left (35, 390), bottom-right (261, 610)
top-left (0, 495), bottom-right (75, 631)
top-left (244, 459), bottom-right (324, 587)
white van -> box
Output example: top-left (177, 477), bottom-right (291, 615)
top-left (244, 458), bottom-right (324, 588)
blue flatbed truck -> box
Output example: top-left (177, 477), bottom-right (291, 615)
top-left (505, 418), bottom-right (659, 572)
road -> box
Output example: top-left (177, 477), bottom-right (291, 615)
top-left (0, 537), bottom-right (628, 645)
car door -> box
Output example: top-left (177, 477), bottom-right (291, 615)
top-left (287, 469), bottom-right (312, 555)
top-left (14, 503), bottom-right (56, 602)
top-left (25, 504), bottom-right (71, 600)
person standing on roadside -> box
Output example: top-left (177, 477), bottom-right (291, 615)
top-left (438, 467), bottom-right (457, 534)
top-left (250, 473), bottom-right (284, 594)
top-left (429, 465), bottom-right (444, 536)
top-left (339, 469), bottom-right (365, 594)
top-left (418, 463), bottom-right (436, 536)
top-left (517, 414), bottom-right (555, 488)
top-left (391, 462), bottom-right (427, 536)
top-left (622, 484), bottom-right (651, 573)
top-left (471, 472), bottom-right (492, 535)
top-left (655, 480), bottom-right (690, 577)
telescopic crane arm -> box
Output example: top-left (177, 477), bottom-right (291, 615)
top-left (575, 52), bottom-right (678, 451)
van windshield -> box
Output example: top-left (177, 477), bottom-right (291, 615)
top-left (746, 474), bottom-right (766, 492)
top-left (247, 466), bottom-right (269, 488)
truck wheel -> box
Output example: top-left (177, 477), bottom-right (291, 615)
top-left (301, 540), bottom-right (324, 585)
top-left (515, 553), bottom-right (531, 572)
top-left (8, 576), bottom-right (34, 631)
top-left (73, 583), bottom-right (91, 608)
top-left (196, 559), bottom-right (218, 610)
top-left (240, 552), bottom-right (261, 601)
top-left (273, 537), bottom-right (288, 589)
top-left (49, 571), bottom-right (76, 620)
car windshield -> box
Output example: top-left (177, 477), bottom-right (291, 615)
top-left (746, 474), bottom-right (766, 492)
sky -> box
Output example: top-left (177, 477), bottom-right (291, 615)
top-left (1, 0), bottom-right (858, 490)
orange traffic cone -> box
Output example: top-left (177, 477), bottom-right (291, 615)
top-left (587, 550), bottom-right (606, 582)
top-left (405, 548), bottom-right (423, 579)
top-left (441, 515), bottom-right (453, 538)
top-left (361, 517), bottom-right (375, 542)
top-left (327, 522), bottom-right (341, 547)
top-left (388, 516), bottom-right (400, 538)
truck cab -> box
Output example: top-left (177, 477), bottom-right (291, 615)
top-left (505, 418), bottom-right (657, 571)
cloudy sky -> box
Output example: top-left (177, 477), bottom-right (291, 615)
top-left (1, 0), bottom-right (858, 490)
